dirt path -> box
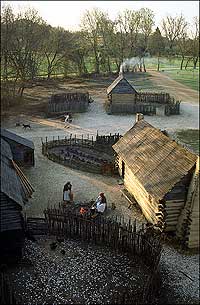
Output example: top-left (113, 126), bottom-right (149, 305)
top-left (149, 70), bottom-right (199, 104)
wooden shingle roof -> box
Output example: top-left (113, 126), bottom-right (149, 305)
top-left (107, 75), bottom-right (138, 95)
top-left (113, 120), bottom-right (198, 201)
top-left (1, 128), bottom-right (34, 149)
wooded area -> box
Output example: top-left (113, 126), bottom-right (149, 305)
top-left (1, 4), bottom-right (199, 107)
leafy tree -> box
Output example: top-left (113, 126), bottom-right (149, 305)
top-left (148, 27), bottom-right (165, 71)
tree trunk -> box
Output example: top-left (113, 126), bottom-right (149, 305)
top-left (193, 57), bottom-right (199, 69)
top-left (143, 58), bottom-right (146, 72)
top-left (185, 58), bottom-right (191, 70)
top-left (157, 56), bottom-right (160, 71)
top-left (180, 56), bottom-right (184, 70)
top-left (47, 66), bottom-right (52, 79)
top-left (107, 57), bottom-right (111, 73)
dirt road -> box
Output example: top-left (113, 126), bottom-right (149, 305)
top-left (149, 70), bottom-right (199, 104)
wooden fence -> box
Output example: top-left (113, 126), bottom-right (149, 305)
top-left (44, 208), bottom-right (162, 268)
top-left (48, 92), bottom-right (90, 113)
top-left (107, 92), bottom-right (180, 115)
top-left (43, 208), bottom-right (163, 304)
top-left (41, 133), bottom-right (119, 175)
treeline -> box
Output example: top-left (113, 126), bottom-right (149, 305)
top-left (1, 5), bottom-right (199, 102)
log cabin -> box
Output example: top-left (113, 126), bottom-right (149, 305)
top-left (106, 73), bottom-right (180, 115)
top-left (1, 128), bottom-right (34, 167)
top-left (0, 138), bottom-right (34, 262)
top-left (112, 114), bottom-right (199, 247)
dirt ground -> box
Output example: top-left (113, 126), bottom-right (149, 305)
top-left (1, 71), bottom-right (199, 304)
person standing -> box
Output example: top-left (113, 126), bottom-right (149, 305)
top-left (64, 113), bottom-right (70, 128)
top-left (63, 182), bottom-right (73, 206)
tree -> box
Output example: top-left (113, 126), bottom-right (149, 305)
top-left (81, 8), bottom-right (103, 74)
top-left (162, 15), bottom-right (187, 54)
top-left (43, 26), bottom-right (72, 79)
top-left (188, 17), bottom-right (199, 69)
top-left (1, 6), bottom-right (46, 97)
top-left (148, 27), bottom-right (165, 71)
top-left (67, 31), bottom-right (89, 76)
top-left (177, 30), bottom-right (189, 70)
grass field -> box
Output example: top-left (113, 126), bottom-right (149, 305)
top-left (145, 57), bottom-right (199, 91)
top-left (175, 129), bottom-right (199, 154)
top-left (161, 69), bottom-right (199, 91)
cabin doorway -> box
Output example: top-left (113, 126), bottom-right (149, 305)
top-left (122, 161), bottom-right (125, 179)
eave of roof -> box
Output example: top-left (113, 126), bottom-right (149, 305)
top-left (1, 128), bottom-right (34, 149)
top-left (107, 75), bottom-right (137, 95)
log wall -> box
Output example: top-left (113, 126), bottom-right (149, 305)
top-left (117, 156), bottom-right (195, 233)
top-left (118, 157), bottom-right (163, 227)
top-left (176, 157), bottom-right (199, 248)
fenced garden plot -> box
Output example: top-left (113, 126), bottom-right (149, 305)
top-left (41, 133), bottom-right (120, 175)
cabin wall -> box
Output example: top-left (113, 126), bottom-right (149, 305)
top-left (3, 139), bottom-right (34, 166)
top-left (0, 192), bottom-right (25, 262)
top-left (112, 93), bottom-right (136, 104)
top-left (164, 170), bottom-right (194, 232)
top-left (118, 157), bottom-right (160, 224)
top-left (176, 158), bottom-right (199, 248)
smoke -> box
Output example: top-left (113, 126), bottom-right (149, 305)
top-left (120, 56), bottom-right (170, 73)
top-left (120, 57), bottom-right (141, 73)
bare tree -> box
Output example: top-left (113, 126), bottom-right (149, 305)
top-left (43, 26), bottom-right (72, 79)
top-left (81, 8), bottom-right (102, 74)
top-left (188, 17), bottom-right (199, 69)
top-left (162, 15), bottom-right (187, 53)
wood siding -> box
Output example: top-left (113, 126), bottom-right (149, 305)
top-left (4, 138), bottom-right (34, 167)
top-left (112, 94), bottom-right (136, 104)
top-left (118, 157), bottom-right (160, 225)
top-left (118, 156), bottom-right (195, 232)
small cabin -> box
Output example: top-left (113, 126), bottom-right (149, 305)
top-left (0, 138), bottom-right (34, 262)
top-left (107, 73), bottom-right (138, 113)
top-left (1, 128), bottom-right (34, 167)
top-left (112, 114), bottom-right (199, 248)
top-left (106, 73), bottom-right (180, 115)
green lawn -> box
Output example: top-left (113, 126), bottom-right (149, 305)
top-left (175, 129), bottom-right (199, 154)
top-left (161, 69), bottom-right (199, 91)
top-left (145, 57), bottom-right (199, 91)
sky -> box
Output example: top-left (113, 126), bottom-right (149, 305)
top-left (2, 1), bottom-right (199, 31)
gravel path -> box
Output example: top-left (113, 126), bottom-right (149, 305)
top-left (9, 237), bottom-right (150, 304)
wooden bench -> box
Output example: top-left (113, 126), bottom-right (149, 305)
top-left (120, 189), bottom-right (137, 209)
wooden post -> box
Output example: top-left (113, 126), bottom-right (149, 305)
top-left (70, 134), bottom-right (72, 146)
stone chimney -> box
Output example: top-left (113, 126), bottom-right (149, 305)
top-left (135, 113), bottom-right (144, 123)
